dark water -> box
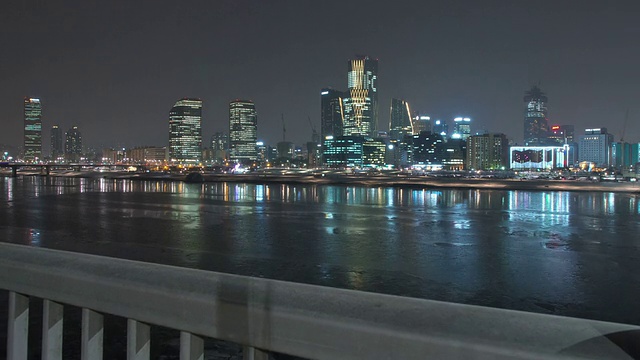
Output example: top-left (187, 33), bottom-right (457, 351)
top-left (1, 176), bottom-right (640, 351)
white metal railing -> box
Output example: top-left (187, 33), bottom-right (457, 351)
top-left (2, 242), bottom-right (639, 360)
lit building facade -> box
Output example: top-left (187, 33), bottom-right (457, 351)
top-left (127, 146), bottom-right (167, 164)
top-left (432, 119), bottom-right (448, 138)
top-left (50, 125), bottom-right (63, 162)
top-left (389, 98), bottom-right (413, 141)
top-left (412, 115), bottom-right (431, 135)
top-left (363, 138), bottom-right (386, 167)
top-left (510, 146), bottom-right (568, 170)
top-left (466, 133), bottom-right (509, 170)
top-left (548, 124), bottom-right (574, 145)
top-left (229, 100), bottom-right (258, 162)
top-left (578, 128), bottom-right (613, 167)
top-left (523, 86), bottom-right (550, 146)
top-left (412, 131), bottom-right (445, 165)
top-left (442, 139), bottom-right (466, 170)
top-left (611, 142), bottom-right (639, 169)
top-left (452, 117), bottom-right (471, 140)
top-left (23, 97), bottom-right (42, 162)
top-left (322, 136), bottom-right (364, 167)
top-left (320, 88), bottom-right (345, 139)
top-left (169, 98), bottom-right (202, 164)
top-left (343, 56), bottom-right (378, 137)
top-left (65, 126), bottom-right (82, 162)
top-left (210, 132), bottom-right (229, 164)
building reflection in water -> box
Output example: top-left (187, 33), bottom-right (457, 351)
top-left (1, 176), bottom-right (640, 322)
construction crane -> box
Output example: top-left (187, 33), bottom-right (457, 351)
top-left (308, 116), bottom-right (319, 143)
top-left (620, 109), bottom-right (628, 142)
top-left (282, 113), bottom-right (286, 142)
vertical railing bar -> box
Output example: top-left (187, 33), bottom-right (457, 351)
top-left (127, 319), bottom-right (150, 360)
top-left (7, 291), bottom-right (29, 360)
top-left (180, 331), bottom-right (204, 360)
top-left (42, 299), bottom-right (64, 360)
top-left (81, 308), bottom-right (103, 360)
top-left (243, 345), bottom-right (270, 360)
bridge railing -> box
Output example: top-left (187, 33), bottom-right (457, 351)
top-left (1, 242), bottom-right (638, 360)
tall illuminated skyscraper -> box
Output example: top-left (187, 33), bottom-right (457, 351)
top-left (389, 98), bottom-right (413, 141)
top-left (320, 88), bottom-right (345, 139)
top-left (524, 86), bottom-right (549, 145)
top-left (50, 125), bottom-right (63, 161)
top-left (23, 97), bottom-right (42, 162)
top-left (343, 56), bottom-right (378, 137)
top-left (169, 98), bottom-right (202, 164)
top-left (229, 100), bottom-right (258, 162)
top-left (65, 126), bottom-right (82, 162)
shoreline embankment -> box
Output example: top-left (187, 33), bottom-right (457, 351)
top-left (3, 170), bottom-right (640, 193)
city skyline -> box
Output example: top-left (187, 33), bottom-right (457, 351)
top-left (2, 1), bottom-right (639, 151)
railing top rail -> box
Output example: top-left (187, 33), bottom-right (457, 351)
top-left (1, 242), bottom-right (638, 360)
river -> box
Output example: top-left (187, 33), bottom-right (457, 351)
top-left (1, 175), bottom-right (639, 357)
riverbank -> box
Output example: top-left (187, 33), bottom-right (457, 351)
top-left (3, 169), bottom-right (640, 193)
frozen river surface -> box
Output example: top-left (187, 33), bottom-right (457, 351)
top-left (1, 176), bottom-right (640, 326)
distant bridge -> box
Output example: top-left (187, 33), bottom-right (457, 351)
top-left (0, 163), bottom-right (141, 177)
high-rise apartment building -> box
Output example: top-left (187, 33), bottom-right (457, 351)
top-left (343, 56), bottom-right (378, 137)
top-left (23, 97), bottom-right (42, 162)
top-left (50, 125), bottom-right (63, 162)
top-left (229, 100), bottom-right (258, 162)
top-left (169, 98), bottom-right (202, 164)
top-left (389, 98), bottom-right (413, 141)
top-left (452, 117), bottom-right (471, 141)
top-left (320, 89), bottom-right (345, 139)
top-left (578, 128), bottom-right (613, 167)
top-left (65, 126), bottom-right (82, 162)
top-left (524, 86), bottom-right (550, 145)
top-left (467, 133), bottom-right (509, 170)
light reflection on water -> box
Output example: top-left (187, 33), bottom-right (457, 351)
top-left (1, 176), bottom-right (640, 324)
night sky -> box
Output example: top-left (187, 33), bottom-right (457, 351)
top-left (2, 0), bottom-right (639, 151)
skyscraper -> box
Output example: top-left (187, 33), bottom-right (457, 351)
top-left (412, 114), bottom-right (431, 135)
top-left (229, 100), bottom-right (258, 162)
top-left (50, 125), bottom-right (63, 162)
top-left (578, 128), bottom-right (613, 167)
top-left (343, 56), bottom-right (378, 137)
top-left (23, 97), bottom-right (42, 162)
top-left (452, 117), bottom-right (471, 140)
top-left (65, 126), bottom-right (82, 162)
top-left (389, 98), bottom-right (413, 141)
top-left (432, 119), bottom-right (448, 138)
top-left (466, 133), bottom-right (509, 170)
top-left (169, 98), bottom-right (202, 164)
top-left (524, 86), bottom-right (549, 145)
top-left (320, 88), bottom-right (345, 139)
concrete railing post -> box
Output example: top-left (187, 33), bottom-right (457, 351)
top-left (81, 308), bottom-right (103, 360)
top-left (180, 331), bottom-right (203, 360)
top-left (127, 319), bottom-right (150, 360)
top-left (243, 346), bottom-right (269, 360)
top-left (42, 300), bottom-right (64, 360)
top-left (7, 292), bottom-right (29, 360)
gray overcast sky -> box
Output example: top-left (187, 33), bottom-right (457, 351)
top-left (1, 0), bottom-right (639, 151)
